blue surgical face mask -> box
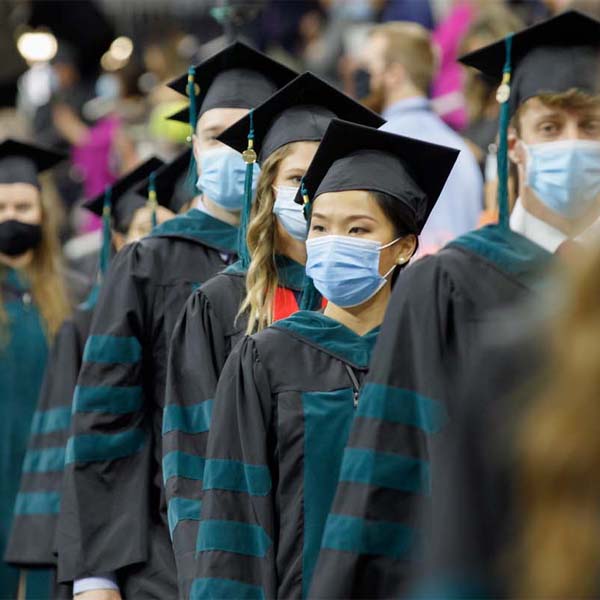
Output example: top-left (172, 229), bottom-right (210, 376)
top-left (196, 148), bottom-right (260, 211)
top-left (273, 185), bottom-right (308, 241)
top-left (525, 140), bottom-right (600, 219)
top-left (306, 235), bottom-right (400, 308)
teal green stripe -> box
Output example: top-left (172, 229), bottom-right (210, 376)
top-left (191, 578), bottom-right (264, 600)
top-left (203, 459), bottom-right (271, 496)
top-left (14, 492), bottom-right (60, 515)
top-left (163, 451), bottom-right (205, 483)
top-left (197, 519), bottom-right (272, 557)
top-left (31, 407), bottom-right (71, 435)
top-left (358, 383), bottom-right (447, 434)
top-left (321, 513), bottom-right (415, 560)
top-left (73, 384), bottom-right (143, 414)
top-left (83, 335), bottom-right (141, 364)
top-left (65, 428), bottom-right (145, 463)
top-left (162, 400), bottom-right (213, 435)
top-left (340, 447), bottom-right (430, 495)
top-left (23, 447), bottom-right (65, 473)
top-left (168, 497), bottom-right (202, 537)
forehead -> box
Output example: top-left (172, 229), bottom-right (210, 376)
top-left (0, 182), bottom-right (40, 201)
top-left (197, 107), bottom-right (249, 132)
top-left (519, 95), bottom-right (600, 120)
top-left (279, 141), bottom-right (319, 170)
top-left (313, 189), bottom-right (385, 218)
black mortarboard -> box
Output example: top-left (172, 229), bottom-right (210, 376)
top-left (167, 41), bottom-right (297, 120)
top-left (133, 149), bottom-right (193, 214)
top-left (85, 157), bottom-right (164, 234)
top-left (295, 119), bottom-right (459, 234)
top-left (217, 72), bottom-right (386, 164)
top-left (460, 10), bottom-right (600, 114)
top-left (0, 139), bottom-right (66, 188)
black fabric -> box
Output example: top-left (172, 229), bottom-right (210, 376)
top-left (0, 221), bottom-right (42, 256)
top-left (85, 156), bottom-right (164, 232)
top-left (56, 215), bottom-right (237, 598)
top-left (296, 119), bottom-right (459, 234)
top-left (167, 41), bottom-right (296, 120)
top-left (218, 72), bottom-right (385, 163)
top-left (308, 233), bottom-right (552, 599)
top-left (459, 10), bottom-right (600, 113)
top-left (0, 139), bottom-right (65, 186)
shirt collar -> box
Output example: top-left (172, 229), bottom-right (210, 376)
top-left (382, 96), bottom-right (430, 121)
top-left (510, 198), bottom-right (567, 254)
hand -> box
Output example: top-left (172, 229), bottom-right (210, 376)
top-left (74, 590), bottom-right (122, 600)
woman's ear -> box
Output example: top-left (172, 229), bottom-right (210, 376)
top-left (395, 233), bottom-right (417, 264)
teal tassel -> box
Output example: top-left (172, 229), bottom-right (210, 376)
top-left (186, 65), bottom-right (199, 195)
top-left (301, 179), bottom-right (312, 221)
top-left (148, 171), bottom-right (158, 229)
top-left (238, 109), bottom-right (256, 268)
top-left (496, 33), bottom-right (513, 229)
top-left (81, 186), bottom-right (112, 310)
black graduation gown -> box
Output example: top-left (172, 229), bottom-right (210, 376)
top-left (308, 225), bottom-right (553, 599)
top-left (4, 308), bottom-right (91, 576)
top-left (163, 256), bottom-right (308, 596)
top-left (57, 209), bottom-right (238, 599)
top-left (194, 311), bottom-right (380, 600)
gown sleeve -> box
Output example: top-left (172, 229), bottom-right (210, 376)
top-left (4, 315), bottom-right (84, 568)
top-left (162, 289), bottom-right (229, 588)
top-left (57, 243), bottom-right (152, 583)
top-left (193, 336), bottom-right (277, 600)
top-left (309, 257), bottom-right (457, 599)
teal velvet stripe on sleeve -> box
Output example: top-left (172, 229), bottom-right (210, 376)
top-left (83, 335), bottom-right (142, 364)
top-left (163, 451), bottom-right (206, 483)
top-left (30, 407), bottom-right (71, 435)
top-left (73, 385), bottom-right (143, 414)
top-left (339, 447), bottom-right (431, 495)
top-left (162, 400), bottom-right (213, 435)
top-left (202, 459), bottom-right (271, 496)
top-left (321, 513), bottom-right (415, 560)
top-left (22, 447), bottom-right (65, 473)
top-left (65, 428), bottom-right (146, 463)
top-left (357, 383), bottom-right (448, 434)
top-left (14, 491), bottom-right (61, 515)
top-left (167, 497), bottom-right (202, 538)
top-left (196, 520), bottom-right (272, 558)
top-left (191, 578), bottom-right (265, 600)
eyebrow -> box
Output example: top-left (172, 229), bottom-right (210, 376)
top-left (311, 212), bottom-right (378, 223)
top-left (200, 126), bottom-right (222, 137)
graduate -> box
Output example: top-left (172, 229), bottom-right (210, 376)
top-left (193, 119), bottom-right (457, 600)
top-left (162, 72), bottom-right (384, 596)
top-left (309, 10), bottom-right (600, 599)
top-left (57, 43), bottom-right (296, 599)
top-left (0, 139), bottom-right (71, 599)
top-left (3, 156), bottom-right (171, 590)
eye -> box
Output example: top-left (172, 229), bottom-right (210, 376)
top-left (583, 120), bottom-right (600, 135)
top-left (290, 175), bottom-right (303, 184)
top-left (311, 224), bottom-right (325, 232)
top-left (15, 203), bottom-right (32, 212)
top-left (348, 226), bottom-right (369, 235)
top-left (538, 121), bottom-right (560, 136)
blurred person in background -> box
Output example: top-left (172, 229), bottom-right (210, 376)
top-left (308, 10), bottom-right (600, 599)
top-left (0, 139), bottom-right (82, 600)
top-left (358, 21), bottom-right (482, 254)
top-left (4, 157), bottom-right (175, 599)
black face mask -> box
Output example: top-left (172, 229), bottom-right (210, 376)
top-left (353, 68), bottom-right (372, 100)
top-left (0, 220), bottom-right (42, 256)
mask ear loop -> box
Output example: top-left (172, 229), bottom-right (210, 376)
top-left (300, 178), bottom-right (322, 311)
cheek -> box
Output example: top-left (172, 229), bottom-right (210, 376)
top-left (21, 205), bottom-right (42, 225)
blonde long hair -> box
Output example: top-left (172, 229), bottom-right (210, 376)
top-left (0, 180), bottom-right (71, 341)
top-left (240, 143), bottom-right (296, 335)
top-left (515, 245), bottom-right (600, 598)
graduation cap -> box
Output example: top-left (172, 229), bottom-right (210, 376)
top-left (85, 156), bottom-right (165, 234)
top-left (459, 10), bottom-right (600, 114)
top-left (0, 139), bottom-right (66, 188)
top-left (133, 148), bottom-right (193, 215)
top-left (459, 10), bottom-right (600, 228)
top-left (217, 71), bottom-right (386, 164)
top-left (166, 41), bottom-right (297, 122)
top-left (295, 119), bottom-right (459, 234)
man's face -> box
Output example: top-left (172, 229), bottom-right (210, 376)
top-left (360, 33), bottom-right (388, 111)
top-left (192, 107), bottom-right (249, 173)
top-left (516, 97), bottom-right (600, 145)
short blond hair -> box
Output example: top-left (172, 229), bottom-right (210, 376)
top-left (370, 21), bottom-right (436, 94)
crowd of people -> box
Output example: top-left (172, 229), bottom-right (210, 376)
top-left (1, 1), bottom-right (600, 599)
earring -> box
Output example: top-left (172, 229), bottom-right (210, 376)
top-left (397, 256), bottom-right (408, 265)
